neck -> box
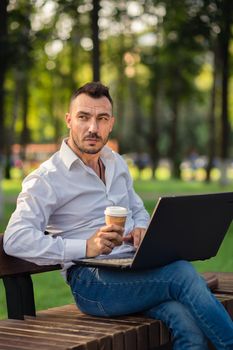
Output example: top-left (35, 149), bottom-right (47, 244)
top-left (67, 138), bottom-right (100, 168)
top-left (67, 139), bottom-right (105, 183)
top-left (78, 152), bottom-right (100, 168)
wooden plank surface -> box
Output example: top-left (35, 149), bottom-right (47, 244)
top-left (214, 272), bottom-right (233, 295)
top-left (38, 304), bottom-right (170, 348)
top-left (0, 320), bottom-right (99, 350)
top-left (25, 316), bottom-right (124, 350)
top-left (35, 311), bottom-right (146, 350)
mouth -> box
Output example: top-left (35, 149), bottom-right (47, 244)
top-left (85, 138), bottom-right (98, 142)
top-left (85, 138), bottom-right (98, 141)
top-left (84, 136), bottom-right (102, 144)
top-left (84, 139), bottom-right (101, 147)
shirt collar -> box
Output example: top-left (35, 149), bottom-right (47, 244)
top-left (59, 138), bottom-right (115, 170)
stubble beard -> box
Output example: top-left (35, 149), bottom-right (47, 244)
top-left (70, 131), bottom-right (109, 155)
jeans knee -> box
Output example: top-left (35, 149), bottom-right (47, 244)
top-left (169, 260), bottom-right (205, 298)
top-left (172, 260), bottom-right (199, 282)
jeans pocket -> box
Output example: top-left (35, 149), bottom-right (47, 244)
top-left (74, 292), bottom-right (109, 317)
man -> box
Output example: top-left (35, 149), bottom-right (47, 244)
top-left (4, 82), bottom-right (233, 349)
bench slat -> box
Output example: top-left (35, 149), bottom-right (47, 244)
top-left (27, 318), bottom-right (126, 349)
top-left (32, 314), bottom-right (137, 350)
top-left (0, 322), bottom-right (98, 350)
top-left (38, 306), bottom-right (168, 348)
top-left (24, 317), bottom-right (124, 350)
top-left (0, 335), bottom-right (68, 350)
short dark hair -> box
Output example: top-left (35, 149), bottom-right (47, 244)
top-left (71, 81), bottom-right (113, 107)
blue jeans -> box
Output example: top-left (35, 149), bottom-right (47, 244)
top-left (68, 260), bottom-right (233, 350)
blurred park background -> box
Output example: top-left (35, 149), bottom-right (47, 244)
top-left (0, 0), bottom-right (233, 317)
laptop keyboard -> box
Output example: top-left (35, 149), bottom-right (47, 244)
top-left (80, 257), bottom-right (133, 266)
top-left (95, 258), bottom-right (133, 265)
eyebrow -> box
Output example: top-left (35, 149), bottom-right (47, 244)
top-left (77, 111), bottom-right (90, 116)
top-left (76, 110), bottom-right (112, 118)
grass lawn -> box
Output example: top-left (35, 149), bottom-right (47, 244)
top-left (0, 178), bottom-right (232, 319)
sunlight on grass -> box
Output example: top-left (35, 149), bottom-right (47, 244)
top-left (129, 165), bottom-right (233, 183)
top-left (2, 179), bottom-right (22, 195)
top-left (155, 166), bottom-right (171, 180)
top-left (211, 168), bottom-right (221, 181)
top-left (140, 168), bottom-right (152, 180)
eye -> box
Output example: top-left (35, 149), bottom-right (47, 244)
top-left (78, 115), bottom-right (88, 121)
top-left (98, 116), bottom-right (110, 121)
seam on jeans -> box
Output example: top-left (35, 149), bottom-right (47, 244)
top-left (171, 279), bottom-right (229, 349)
top-left (150, 303), bottom-right (209, 349)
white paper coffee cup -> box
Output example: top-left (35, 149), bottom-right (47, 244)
top-left (104, 206), bottom-right (128, 228)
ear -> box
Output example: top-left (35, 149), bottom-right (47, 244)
top-left (109, 116), bottom-right (115, 132)
top-left (65, 113), bottom-right (71, 129)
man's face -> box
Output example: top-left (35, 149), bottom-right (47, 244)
top-left (66, 93), bottom-right (115, 155)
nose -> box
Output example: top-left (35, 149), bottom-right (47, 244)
top-left (88, 118), bottom-right (98, 133)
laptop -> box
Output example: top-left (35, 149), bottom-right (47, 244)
top-left (73, 192), bottom-right (233, 270)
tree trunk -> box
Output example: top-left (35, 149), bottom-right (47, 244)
top-left (114, 33), bottom-right (128, 154)
top-left (219, 4), bottom-right (231, 160)
top-left (0, 0), bottom-right (8, 219)
top-left (5, 70), bottom-right (20, 179)
top-left (148, 92), bottom-right (159, 179)
top-left (206, 47), bottom-right (218, 183)
top-left (128, 79), bottom-right (144, 153)
top-left (20, 74), bottom-right (30, 161)
top-left (169, 94), bottom-right (180, 178)
top-left (70, 22), bottom-right (80, 92)
top-left (0, 0), bottom-right (8, 158)
top-left (91, 0), bottom-right (100, 81)
top-left (115, 66), bottom-right (126, 152)
top-left (218, 0), bottom-right (233, 184)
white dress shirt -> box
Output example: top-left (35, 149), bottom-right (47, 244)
top-left (4, 140), bottom-right (150, 273)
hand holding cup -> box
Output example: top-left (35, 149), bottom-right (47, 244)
top-left (86, 206), bottom-right (129, 257)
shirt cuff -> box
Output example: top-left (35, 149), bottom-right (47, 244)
top-left (63, 239), bottom-right (86, 261)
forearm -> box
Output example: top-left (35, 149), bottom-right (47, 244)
top-left (4, 222), bottom-right (86, 265)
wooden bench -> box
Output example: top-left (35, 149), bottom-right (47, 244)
top-left (0, 234), bottom-right (233, 350)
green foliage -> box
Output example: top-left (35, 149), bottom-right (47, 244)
top-left (1, 0), bottom-right (233, 177)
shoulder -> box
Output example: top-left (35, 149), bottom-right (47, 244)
top-left (103, 146), bottom-right (128, 168)
top-left (112, 151), bottom-right (130, 173)
top-left (22, 151), bottom-right (61, 190)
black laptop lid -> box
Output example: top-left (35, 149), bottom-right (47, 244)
top-left (132, 192), bottom-right (233, 269)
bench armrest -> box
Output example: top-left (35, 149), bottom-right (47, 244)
top-left (0, 235), bottom-right (61, 278)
